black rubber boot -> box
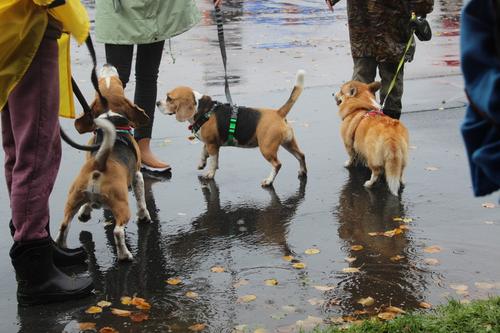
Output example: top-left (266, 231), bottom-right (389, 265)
top-left (10, 238), bottom-right (94, 306)
top-left (9, 220), bottom-right (87, 267)
top-left (383, 109), bottom-right (401, 120)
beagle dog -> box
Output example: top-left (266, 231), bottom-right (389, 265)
top-left (334, 80), bottom-right (409, 196)
top-left (55, 64), bottom-right (152, 261)
top-left (156, 70), bottom-right (307, 187)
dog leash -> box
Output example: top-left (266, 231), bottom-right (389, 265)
top-left (380, 13), bottom-right (417, 111)
top-left (214, 1), bottom-right (239, 146)
top-left (60, 35), bottom-right (109, 152)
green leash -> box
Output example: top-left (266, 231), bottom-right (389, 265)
top-left (381, 13), bottom-right (417, 110)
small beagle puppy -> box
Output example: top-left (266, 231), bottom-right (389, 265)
top-left (157, 70), bottom-right (307, 187)
top-left (55, 64), bottom-right (152, 261)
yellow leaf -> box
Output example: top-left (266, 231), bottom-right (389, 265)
top-left (424, 245), bottom-right (442, 253)
top-left (188, 323), bottom-right (207, 332)
top-left (304, 248), bottom-right (320, 255)
top-left (351, 245), bottom-right (364, 251)
top-left (313, 285), bottom-right (335, 291)
top-left (85, 306), bottom-right (102, 314)
top-left (186, 291), bottom-right (199, 299)
top-left (345, 257), bottom-right (357, 263)
top-left (130, 312), bottom-right (149, 322)
top-left (383, 228), bottom-right (403, 237)
top-left (393, 217), bottom-right (413, 223)
top-left (166, 277), bottom-right (182, 285)
top-left (342, 267), bottom-right (361, 273)
top-left (99, 328), bottom-right (118, 333)
top-left (386, 306), bottom-right (406, 314)
top-left (97, 300), bottom-right (112, 308)
top-left (482, 202), bottom-right (496, 208)
top-left (357, 297), bottom-right (374, 307)
top-left (282, 255), bottom-right (294, 262)
top-left (378, 312), bottom-right (396, 320)
top-left (130, 297), bottom-right (151, 310)
top-left (120, 296), bottom-right (132, 305)
top-left (111, 308), bottom-right (131, 317)
top-left (78, 322), bottom-right (96, 330)
top-left (211, 266), bottom-right (225, 273)
top-left (265, 279), bottom-right (279, 286)
top-left (398, 224), bottom-right (410, 230)
top-left (233, 279), bottom-right (249, 288)
top-left (424, 258), bottom-right (440, 266)
top-left (419, 302), bottom-right (432, 309)
top-left (368, 232), bottom-right (382, 236)
top-left (390, 255), bottom-right (405, 262)
top-left (238, 294), bottom-right (257, 303)
top-left (292, 262), bottom-right (306, 269)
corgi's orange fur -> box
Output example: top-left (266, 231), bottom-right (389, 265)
top-left (334, 81), bottom-right (409, 196)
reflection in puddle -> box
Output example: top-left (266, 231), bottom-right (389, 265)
top-left (331, 167), bottom-right (430, 315)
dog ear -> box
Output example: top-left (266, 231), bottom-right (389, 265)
top-left (122, 98), bottom-right (150, 128)
top-left (348, 85), bottom-right (357, 97)
top-left (74, 99), bottom-right (99, 133)
top-left (197, 95), bottom-right (213, 113)
top-left (368, 81), bottom-right (381, 93)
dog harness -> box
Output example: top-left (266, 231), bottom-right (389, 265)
top-left (93, 113), bottom-right (137, 160)
top-left (189, 101), bottom-right (240, 145)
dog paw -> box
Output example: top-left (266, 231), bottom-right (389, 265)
top-left (118, 250), bottom-right (134, 261)
top-left (137, 210), bottom-right (152, 223)
top-left (197, 161), bottom-right (207, 170)
top-left (261, 179), bottom-right (274, 187)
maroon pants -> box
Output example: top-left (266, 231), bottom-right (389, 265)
top-left (1, 37), bottom-right (61, 242)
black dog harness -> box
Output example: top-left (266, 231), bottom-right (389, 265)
top-left (92, 115), bottom-right (137, 162)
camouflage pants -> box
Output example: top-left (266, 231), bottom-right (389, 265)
top-left (352, 57), bottom-right (404, 119)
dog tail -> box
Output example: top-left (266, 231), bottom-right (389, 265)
top-left (93, 118), bottom-right (116, 172)
top-left (277, 69), bottom-right (305, 118)
top-left (384, 142), bottom-right (407, 196)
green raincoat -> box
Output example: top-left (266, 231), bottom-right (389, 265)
top-left (95, 0), bottom-right (201, 45)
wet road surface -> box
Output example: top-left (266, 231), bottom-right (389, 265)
top-left (1, 1), bottom-right (499, 332)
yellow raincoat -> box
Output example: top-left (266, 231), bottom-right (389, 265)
top-left (0, 0), bottom-right (90, 118)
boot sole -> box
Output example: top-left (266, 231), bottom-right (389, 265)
top-left (17, 283), bottom-right (94, 307)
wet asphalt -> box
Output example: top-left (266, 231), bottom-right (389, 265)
top-left (1, 1), bottom-right (499, 332)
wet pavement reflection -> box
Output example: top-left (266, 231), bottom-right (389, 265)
top-left (2, 0), bottom-right (499, 332)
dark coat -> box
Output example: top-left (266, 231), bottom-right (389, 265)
top-left (460, 0), bottom-right (500, 196)
top-left (346, 0), bottom-right (434, 63)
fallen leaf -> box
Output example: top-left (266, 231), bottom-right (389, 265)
top-left (368, 232), bottom-right (383, 236)
top-left (357, 297), bottom-right (374, 307)
top-left (99, 328), bottom-right (118, 333)
top-left (120, 296), bottom-right (132, 305)
top-left (378, 312), bottom-right (396, 320)
top-left (424, 245), bottom-right (442, 253)
top-left (292, 262), bottom-right (306, 269)
top-left (425, 166), bottom-right (439, 171)
top-left (329, 316), bottom-right (344, 324)
top-left (314, 285), bottom-right (335, 292)
top-left (475, 282), bottom-right (495, 290)
top-left (282, 255), bottom-right (294, 262)
top-left (419, 302), bottom-right (432, 309)
top-left (307, 298), bottom-right (325, 306)
top-left (424, 258), bottom-right (440, 265)
top-left (345, 257), bottom-right (357, 263)
top-left (111, 308), bottom-right (131, 317)
top-left (353, 310), bottom-right (369, 315)
top-left (342, 315), bottom-right (357, 322)
top-left (342, 267), bottom-right (361, 273)
top-left (393, 217), bottom-right (413, 223)
top-left (390, 255), bottom-right (405, 262)
top-left (210, 266), bottom-right (225, 273)
top-left (79, 322), bottom-right (96, 331)
top-left (233, 279), bottom-right (249, 288)
top-left (265, 279), bottom-right (279, 286)
top-left (97, 301), bottom-right (112, 308)
top-left (351, 245), bottom-right (364, 251)
top-left (398, 224), bottom-right (410, 230)
top-left (304, 248), bottom-right (320, 255)
top-left (166, 277), bottom-right (182, 285)
top-left (188, 323), bottom-right (206, 332)
top-left (482, 202), bottom-right (496, 208)
top-left (130, 312), bottom-right (149, 322)
top-left (238, 294), bottom-right (257, 303)
top-left (131, 297), bottom-right (151, 310)
top-left (186, 291), bottom-right (199, 299)
top-left (383, 228), bottom-right (403, 237)
top-left (85, 306), bottom-right (102, 314)
top-left (386, 306), bottom-right (406, 314)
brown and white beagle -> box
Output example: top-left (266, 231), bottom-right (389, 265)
top-left (55, 64), bottom-right (152, 261)
top-left (156, 70), bottom-right (307, 187)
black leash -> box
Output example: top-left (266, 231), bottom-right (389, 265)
top-left (59, 35), bottom-right (109, 152)
top-left (214, 2), bottom-right (238, 145)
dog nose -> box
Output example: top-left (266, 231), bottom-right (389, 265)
top-left (156, 101), bottom-right (161, 106)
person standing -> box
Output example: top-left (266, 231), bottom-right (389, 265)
top-left (326, 0), bottom-right (434, 119)
top-left (95, 0), bottom-right (223, 173)
top-left (460, 0), bottom-right (500, 197)
top-left (0, 0), bottom-right (94, 305)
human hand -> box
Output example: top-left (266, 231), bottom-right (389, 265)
top-left (214, 0), bottom-right (223, 7)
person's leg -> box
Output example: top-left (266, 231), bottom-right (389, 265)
top-left (379, 61), bottom-right (404, 120)
top-left (6, 36), bottom-right (92, 305)
top-left (352, 57), bottom-right (377, 83)
top-left (134, 41), bottom-right (170, 170)
top-left (105, 44), bottom-right (134, 88)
